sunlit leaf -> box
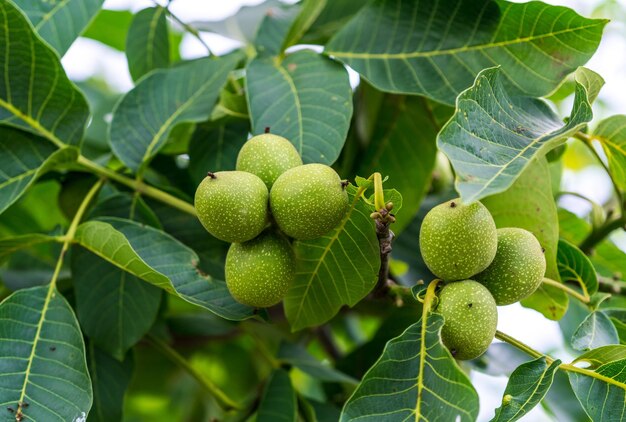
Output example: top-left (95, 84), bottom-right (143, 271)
top-left (83, 9), bottom-right (133, 51)
top-left (594, 115), bottom-right (626, 192)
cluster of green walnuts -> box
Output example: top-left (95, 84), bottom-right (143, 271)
top-left (420, 199), bottom-right (547, 360)
top-left (194, 133), bottom-right (349, 308)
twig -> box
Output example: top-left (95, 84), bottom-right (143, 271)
top-left (542, 277), bottom-right (590, 305)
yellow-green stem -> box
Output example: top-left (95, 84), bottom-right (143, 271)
top-left (542, 277), bottom-right (590, 305)
top-left (373, 172), bottom-right (385, 211)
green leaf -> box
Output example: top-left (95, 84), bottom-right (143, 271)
top-left (277, 342), bottom-right (357, 384)
top-left (0, 0), bottom-right (89, 147)
top-left (74, 218), bottom-right (254, 320)
top-left (575, 67), bottom-right (605, 105)
top-left (325, 0), bottom-right (606, 104)
top-left (481, 158), bottom-right (566, 320)
top-left (0, 285), bottom-right (92, 421)
top-left (438, 66), bottom-right (594, 203)
top-left (281, 0), bottom-right (327, 51)
top-left (12, 0), bottom-right (104, 56)
top-left (109, 54), bottom-right (240, 173)
top-left (254, 4), bottom-right (299, 57)
top-left (246, 50), bottom-right (352, 165)
top-left (357, 96), bottom-right (440, 231)
top-left (491, 357), bottom-right (561, 422)
top-left (558, 208), bottom-right (590, 244)
top-left (568, 358), bottom-right (626, 421)
top-left (544, 371), bottom-right (591, 422)
top-left (87, 343), bottom-right (133, 422)
top-left (0, 128), bottom-right (78, 215)
top-left (257, 369), bottom-right (297, 422)
top-left (603, 309), bottom-right (626, 345)
top-left (302, 0), bottom-right (365, 44)
top-left (83, 9), bottom-right (133, 51)
top-left (571, 311), bottom-right (619, 351)
top-left (72, 245), bottom-right (161, 360)
top-left (340, 313), bottom-right (478, 421)
top-left (0, 233), bottom-right (55, 262)
top-left (126, 6), bottom-right (170, 82)
top-left (594, 115), bottom-right (626, 192)
top-left (284, 186), bottom-right (379, 331)
top-left (573, 345), bottom-right (626, 369)
top-left (557, 239), bottom-right (598, 297)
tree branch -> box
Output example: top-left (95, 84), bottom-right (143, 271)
top-left (541, 277), bottom-right (590, 305)
top-left (579, 215), bottom-right (626, 254)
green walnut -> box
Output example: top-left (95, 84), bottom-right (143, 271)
top-left (475, 228), bottom-right (546, 305)
top-left (437, 280), bottom-right (498, 360)
top-left (419, 198), bottom-right (497, 281)
top-left (270, 163), bottom-right (349, 240)
top-left (236, 133), bottom-right (303, 189)
top-left (194, 171), bottom-right (268, 243)
top-left (225, 230), bottom-right (295, 308)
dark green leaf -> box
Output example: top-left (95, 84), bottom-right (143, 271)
top-left (83, 9), bottom-right (133, 51)
top-left (278, 342), bottom-right (356, 384)
top-left (87, 344), bottom-right (133, 422)
top-left (573, 345), bottom-right (626, 369)
top-left (571, 311), bottom-right (619, 351)
top-left (491, 357), bottom-right (560, 422)
top-left (594, 115), bottom-right (626, 192)
top-left (557, 239), bottom-right (598, 297)
top-left (12, 0), bottom-right (104, 55)
top-left (246, 50), bottom-right (352, 165)
top-left (284, 186), bottom-right (379, 331)
top-left (544, 371), bottom-right (591, 422)
top-left (482, 158), bottom-right (566, 320)
top-left (126, 6), bottom-right (170, 82)
top-left (340, 314), bottom-right (479, 421)
top-left (0, 285), bottom-right (92, 421)
top-left (109, 54), bottom-right (240, 173)
top-left (302, 0), bottom-right (365, 44)
top-left (254, 4), bottom-right (299, 56)
top-left (0, 0), bottom-right (89, 147)
top-left (281, 0), bottom-right (326, 51)
top-left (438, 66), bottom-right (594, 203)
top-left (257, 369), bottom-right (297, 422)
top-left (326, 0), bottom-right (606, 104)
top-left (603, 309), bottom-right (626, 345)
top-left (0, 233), bottom-right (55, 262)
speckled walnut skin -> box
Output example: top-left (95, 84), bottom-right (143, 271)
top-left (419, 198), bottom-right (497, 281)
top-left (437, 280), bottom-right (498, 360)
top-left (194, 171), bottom-right (269, 243)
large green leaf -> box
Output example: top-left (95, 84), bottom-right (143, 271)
top-left (257, 369), bottom-right (297, 422)
top-left (571, 311), bottom-right (619, 351)
top-left (568, 358), bottom-right (626, 421)
top-left (557, 239), bottom-right (598, 297)
top-left (246, 50), bottom-right (352, 165)
top-left (482, 158), bottom-right (566, 320)
top-left (0, 128), bottom-right (78, 215)
top-left (357, 96), bottom-right (440, 231)
top-left (284, 186), bottom-right (379, 331)
top-left (277, 342), bottom-right (357, 384)
top-left (109, 54), bottom-right (240, 173)
top-left (72, 245), bottom-right (161, 360)
top-left (73, 218), bottom-right (254, 320)
top-left (0, 0), bottom-right (89, 147)
top-left (87, 344), bottom-right (133, 422)
top-left (281, 0), bottom-right (326, 51)
top-left (302, 0), bottom-right (365, 44)
top-left (491, 357), bottom-right (560, 422)
top-left (438, 66), bottom-right (594, 203)
top-left (0, 285), bottom-right (92, 421)
top-left (573, 345), bottom-right (626, 368)
top-left (254, 3), bottom-right (299, 57)
top-left (340, 313), bottom-right (478, 421)
top-left (325, 0), bottom-right (606, 105)
top-left (126, 6), bottom-right (170, 82)
top-left (83, 9), bottom-right (133, 51)
top-left (12, 0), bottom-right (104, 56)
top-left (594, 115), bottom-right (626, 192)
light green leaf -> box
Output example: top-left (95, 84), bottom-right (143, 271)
top-left (277, 342), bottom-right (357, 384)
top-left (284, 186), bottom-right (379, 331)
top-left (575, 67), bottom-right (605, 105)
top-left (257, 369), bottom-right (297, 422)
top-left (594, 115), bottom-right (626, 192)
top-left (0, 285), bottom-right (92, 421)
top-left (438, 66), bottom-right (594, 203)
top-left (572, 311), bottom-right (619, 351)
top-left (126, 6), bottom-right (170, 82)
top-left (568, 358), bottom-right (626, 422)
top-left (357, 96), bottom-right (440, 231)
top-left (0, 127), bottom-right (78, 215)
top-left (281, 0), bottom-right (326, 51)
top-left (83, 9), bottom-right (133, 51)
top-left (326, 0), bottom-right (606, 104)
top-left (72, 245), bottom-right (161, 360)
top-left (491, 357), bottom-right (561, 422)
top-left (603, 309), bottom-right (626, 345)
top-left (12, 0), bottom-right (104, 56)
top-left (246, 50), bottom-right (352, 165)
top-left (87, 343), bottom-right (133, 422)
top-left (74, 218), bottom-right (254, 320)
top-left (557, 239), bottom-right (598, 297)
top-left (340, 313), bottom-right (479, 421)
top-left (558, 208), bottom-right (590, 245)
top-left (109, 53), bottom-right (240, 173)
top-left (573, 345), bottom-right (626, 369)
top-left (482, 158), bottom-right (566, 320)
top-left (0, 0), bottom-right (89, 147)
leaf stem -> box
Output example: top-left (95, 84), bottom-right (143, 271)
top-left (495, 330), bottom-right (551, 363)
top-left (579, 215), bottom-right (626, 254)
top-left (145, 333), bottom-right (241, 410)
top-left (155, 1), bottom-right (214, 56)
top-left (542, 277), bottom-right (590, 304)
